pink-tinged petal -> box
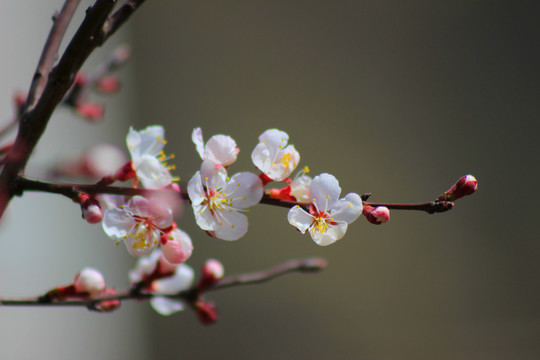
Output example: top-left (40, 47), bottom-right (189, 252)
top-left (331, 192), bottom-right (363, 224)
top-left (150, 297), bottom-right (185, 316)
top-left (310, 173), bottom-right (341, 210)
top-left (74, 268), bottom-right (106, 296)
top-left (224, 172), bottom-right (263, 208)
top-left (213, 210), bottom-right (249, 240)
top-left (134, 155), bottom-right (172, 189)
top-left (251, 143), bottom-right (271, 172)
top-left (192, 127), bottom-right (205, 159)
top-left (309, 222), bottom-right (348, 246)
top-left (287, 205), bottom-right (314, 234)
top-left (162, 229), bottom-right (193, 264)
top-left (187, 172), bottom-right (205, 206)
top-left (200, 159), bottom-right (227, 189)
top-left (153, 264), bottom-right (194, 294)
top-left (128, 196), bottom-right (173, 229)
top-left (204, 135), bottom-right (238, 166)
top-left (102, 207), bottom-right (133, 239)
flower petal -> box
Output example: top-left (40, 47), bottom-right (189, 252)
top-left (310, 173), bottom-right (341, 210)
top-left (150, 297), bottom-right (185, 316)
top-left (102, 207), bottom-right (133, 240)
top-left (331, 193), bottom-right (363, 224)
top-left (192, 127), bottom-right (205, 159)
top-left (204, 134), bottom-right (238, 166)
top-left (134, 155), bottom-right (172, 189)
top-left (213, 210), bottom-right (249, 240)
top-left (309, 222), bottom-right (348, 246)
top-left (224, 172), bottom-right (263, 208)
top-left (127, 125), bottom-right (165, 161)
top-left (162, 229), bottom-right (193, 264)
top-left (153, 264), bottom-right (194, 294)
top-left (287, 205), bottom-right (313, 234)
top-left (187, 171), bottom-right (205, 206)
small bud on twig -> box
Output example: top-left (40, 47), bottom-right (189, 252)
top-left (438, 175), bottom-right (478, 202)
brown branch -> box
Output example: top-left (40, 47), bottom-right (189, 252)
top-left (0, 258), bottom-right (326, 309)
top-left (0, 0), bottom-right (149, 220)
top-left (102, 0), bottom-right (147, 43)
top-left (25, 0), bottom-right (81, 111)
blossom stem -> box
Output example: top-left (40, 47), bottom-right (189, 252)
top-left (14, 176), bottom-right (454, 214)
top-left (0, 258), bottom-right (326, 309)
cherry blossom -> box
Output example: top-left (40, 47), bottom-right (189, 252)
top-left (287, 173), bottom-right (363, 246)
top-left (188, 159), bottom-right (263, 240)
top-left (252, 129), bottom-right (300, 181)
top-left (102, 196), bottom-right (173, 256)
top-left (126, 125), bottom-right (175, 189)
top-left (192, 127), bottom-right (239, 166)
top-left (129, 250), bottom-right (195, 316)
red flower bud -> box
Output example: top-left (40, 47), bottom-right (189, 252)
top-left (76, 102), bottom-right (104, 121)
top-left (194, 300), bottom-right (219, 325)
top-left (438, 175), bottom-right (478, 201)
top-left (362, 205), bottom-right (390, 225)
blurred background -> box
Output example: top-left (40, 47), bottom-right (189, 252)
top-left (1, 1), bottom-right (539, 359)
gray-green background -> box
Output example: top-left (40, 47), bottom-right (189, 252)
top-left (1, 1), bottom-right (539, 359)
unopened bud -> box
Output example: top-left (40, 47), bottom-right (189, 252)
top-left (94, 288), bottom-right (121, 312)
top-left (74, 267), bottom-right (106, 296)
top-left (198, 259), bottom-right (224, 290)
top-left (76, 102), bottom-right (104, 121)
top-left (79, 193), bottom-right (103, 224)
top-left (97, 76), bottom-right (121, 93)
top-left (438, 175), bottom-right (478, 201)
top-left (161, 229), bottom-right (193, 264)
top-left (114, 161), bottom-right (136, 182)
top-left (194, 300), bottom-right (218, 325)
top-left (362, 205), bottom-right (390, 225)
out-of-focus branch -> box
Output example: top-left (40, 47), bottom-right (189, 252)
top-left (0, 0), bottom-right (148, 220)
top-left (102, 0), bottom-right (147, 42)
top-left (0, 258), bottom-right (326, 310)
top-left (25, 0), bottom-right (81, 111)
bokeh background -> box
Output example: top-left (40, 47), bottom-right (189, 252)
top-left (1, 1), bottom-right (539, 359)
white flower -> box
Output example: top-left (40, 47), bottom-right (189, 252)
top-left (188, 159), bottom-right (263, 240)
top-left (289, 166), bottom-right (312, 203)
top-left (102, 196), bottom-right (173, 256)
top-left (192, 127), bottom-right (239, 166)
top-left (287, 173), bottom-right (363, 246)
top-left (128, 250), bottom-right (194, 316)
top-left (251, 129), bottom-right (300, 181)
top-left (126, 125), bottom-right (175, 189)
top-left (150, 263), bottom-right (194, 316)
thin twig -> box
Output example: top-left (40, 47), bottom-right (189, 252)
top-left (25, 0), bottom-right (81, 111)
top-left (0, 258), bottom-right (326, 308)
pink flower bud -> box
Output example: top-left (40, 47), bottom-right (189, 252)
top-left (362, 205), bottom-right (390, 225)
top-left (97, 76), bottom-right (121, 93)
top-left (439, 174), bottom-right (478, 201)
top-left (74, 268), bottom-right (106, 296)
top-left (83, 204), bottom-right (103, 224)
top-left (161, 229), bottom-right (193, 264)
top-left (94, 288), bottom-right (121, 312)
top-left (76, 102), bottom-right (104, 121)
top-left (203, 259), bottom-right (224, 281)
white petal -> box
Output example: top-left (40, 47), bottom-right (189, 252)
top-left (251, 143), bottom-right (271, 173)
top-left (153, 264), bottom-right (194, 294)
top-left (127, 125), bottom-right (165, 161)
top-left (204, 135), bottom-right (238, 166)
top-left (150, 297), bottom-right (185, 316)
top-left (331, 193), bottom-right (363, 224)
top-left (258, 129), bottom-right (289, 157)
top-left (290, 175), bottom-right (312, 203)
top-left (192, 203), bottom-right (217, 231)
top-left (129, 250), bottom-right (162, 284)
top-left (263, 145), bottom-right (300, 181)
top-left (213, 210), bottom-right (249, 240)
top-left (310, 173), bottom-right (341, 210)
top-left (287, 206), bottom-right (313, 234)
top-left (187, 171), bottom-right (205, 206)
top-left (224, 172), bottom-right (263, 208)
top-left (309, 222), bottom-right (348, 246)
top-left (124, 236), bottom-right (159, 257)
top-left (134, 155), bottom-right (172, 189)
top-left (200, 159), bottom-right (227, 189)
top-left (192, 127), bottom-right (205, 159)
top-left (102, 207), bottom-right (133, 240)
